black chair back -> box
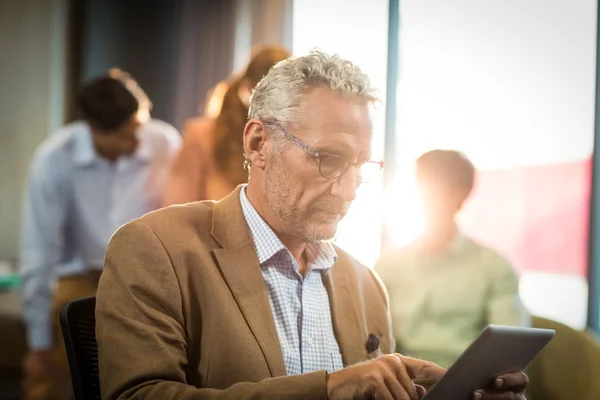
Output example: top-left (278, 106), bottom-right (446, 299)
top-left (60, 296), bottom-right (101, 400)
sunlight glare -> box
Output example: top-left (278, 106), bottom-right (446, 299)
top-left (383, 168), bottom-right (425, 249)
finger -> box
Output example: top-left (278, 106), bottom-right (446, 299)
top-left (384, 355), bottom-right (419, 400)
top-left (383, 375), bottom-right (411, 400)
top-left (495, 372), bottom-right (529, 391)
top-left (396, 354), bottom-right (446, 381)
top-left (373, 383), bottom-right (396, 400)
top-left (472, 388), bottom-right (525, 400)
top-left (413, 377), bottom-right (438, 391)
top-left (415, 384), bottom-right (427, 399)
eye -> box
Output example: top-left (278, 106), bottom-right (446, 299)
top-left (319, 154), bottom-right (348, 179)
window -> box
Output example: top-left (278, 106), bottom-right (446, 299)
top-left (387, 0), bottom-right (597, 329)
top-left (292, 0), bottom-right (390, 266)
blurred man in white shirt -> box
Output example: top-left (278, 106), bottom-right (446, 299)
top-left (19, 69), bottom-right (181, 400)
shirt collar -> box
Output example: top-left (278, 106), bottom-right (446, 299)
top-left (239, 185), bottom-right (338, 270)
top-left (73, 123), bottom-right (97, 167)
top-left (73, 121), bottom-right (153, 167)
top-left (133, 134), bottom-right (153, 162)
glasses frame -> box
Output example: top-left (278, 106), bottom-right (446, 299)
top-left (263, 121), bottom-right (384, 183)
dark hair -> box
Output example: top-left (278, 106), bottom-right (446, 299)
top-left (416, 149), bottom-right (476, 194)
top-left (77, 69), bottom-right (151, 132)
top-left (212, 45), bottom-right (290, 186)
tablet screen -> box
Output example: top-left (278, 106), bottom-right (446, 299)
top-left (422, 325), bottom-right (555, 400)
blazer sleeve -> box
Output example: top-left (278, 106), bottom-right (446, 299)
top-left (96, 221), bottom-right (329, 400)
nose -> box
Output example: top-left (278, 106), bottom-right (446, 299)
top-left (330, 166), bottom-right (358, 203)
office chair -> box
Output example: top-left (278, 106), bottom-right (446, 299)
top-left (60, 296), bottom-right (101, 400)
top-left (527, 316), bottom-right (600, 400)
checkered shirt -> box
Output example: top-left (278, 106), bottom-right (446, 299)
top-left (240, 187), bottom-right (345, 375)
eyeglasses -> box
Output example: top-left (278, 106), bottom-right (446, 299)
top-left (264, 122), bottom-right (384, 183)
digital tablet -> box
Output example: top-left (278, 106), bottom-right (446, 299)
top-left (422, 325), bottom-right (555, 400)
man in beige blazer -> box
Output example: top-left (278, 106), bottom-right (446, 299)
top-left (96, 50), bottom-right (529, 400)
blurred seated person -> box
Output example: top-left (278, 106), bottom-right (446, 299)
top-left (97, 51), bottom-right (528, 400)
top-left (375, 149), bottom-right (530, 369)
top-left (164, 44), bottom-right (290, 205)
top-left (19, 69), bottom-right (181, 400)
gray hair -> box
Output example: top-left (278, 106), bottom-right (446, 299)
top-left (248, 49), bottom-right (379, 126)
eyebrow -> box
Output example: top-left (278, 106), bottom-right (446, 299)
top-left (313, 142), bottom-right (352, 155)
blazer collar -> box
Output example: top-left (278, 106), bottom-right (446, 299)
top-left (211, 185), bottom-right (287, 377)
top-left (324, 250), bottom-right (369, 366)
top-left (210, 185), bottom-right (366, 371)
top-left (211, 185), bottom-right (253, 249)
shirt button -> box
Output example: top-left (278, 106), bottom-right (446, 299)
top-left (307, 337), bottom-right (314, 346)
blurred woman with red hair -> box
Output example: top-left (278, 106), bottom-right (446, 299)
top-left (164, 45), bottom-right (290, 204)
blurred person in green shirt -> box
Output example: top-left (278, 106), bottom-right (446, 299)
top-left (375, 149), bottom-right (530, 368)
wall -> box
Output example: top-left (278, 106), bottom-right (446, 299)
top-left (77, 0), bottom-right (183, 126)
top-left (77, 0), bottom-right (292, 132)
top-left (0, 0), bottom-right (70, 263)
top-left (388, 0), bottom-right (597, 329)
top-left (0, 0), bottom-right (294, 264)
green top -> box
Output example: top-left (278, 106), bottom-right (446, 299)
top-left (375, 233), bottom-right (530, 368)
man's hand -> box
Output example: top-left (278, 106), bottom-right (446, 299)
top-left (472, 371), bottom-right (529, 400)
top-left (22, 350), bottom-right (56, 395)
top-left (327, 354), bottom-right (446, 400)
top-left (22, 350), bottom-right (54, 379)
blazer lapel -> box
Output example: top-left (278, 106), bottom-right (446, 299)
top-left (324, 259), bottom-right (368, 366)
top-left (211, 187), bottom-right (287, 377)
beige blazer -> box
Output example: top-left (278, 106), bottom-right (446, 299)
top-left (96, 186), bottom-right (394, 400)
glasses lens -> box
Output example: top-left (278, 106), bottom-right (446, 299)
top-left (319, 154), bottom-right (348, 179)
top-left (358, 161), bottom-right (383, 183)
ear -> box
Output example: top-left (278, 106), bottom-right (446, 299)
top-left (243, 118), bottom-right (268, 171)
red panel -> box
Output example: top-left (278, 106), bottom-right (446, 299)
top-left (458, 157), bottom-right (593, 277)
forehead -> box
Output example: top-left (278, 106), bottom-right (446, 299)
top-left (296, 86), bottom-right (373, 152)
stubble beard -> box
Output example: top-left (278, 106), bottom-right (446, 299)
top-left (265, 158), bottom-right (339, 242)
